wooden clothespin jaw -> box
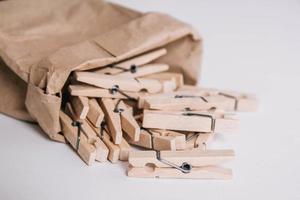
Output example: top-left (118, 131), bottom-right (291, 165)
top-left (127, 150), bottom-right (234, 179)
top-left (142, 109), bottom-right (239, 134)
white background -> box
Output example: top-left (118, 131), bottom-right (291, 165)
top-left (1, 0), bottom-right (300, 199)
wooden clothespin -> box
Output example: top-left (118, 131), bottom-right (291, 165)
top-left (59, 111), bottom-right (97, 165)
top-left (128, 128), bottom-right (186, 151)
top-left (74, 72), bottom-right (162, 94)
top-left (139, 92), bottom-right (215, 111)
top-left (65, 103), bottom-right (109, 162)
top-left (178, 86), bottom-right (258, 112)
top-left (127, 150), bottom-right (234, 179)
top-left (99, 98), bottom-right (141, 144)
top-left (94, 48), bottom-right (167, 75)
top-left (142, 109), bottom-right (239, 133)
top-left (174, 88), bottom-right (239, 111)
top-left (69, 84), bottom-right (142, 100)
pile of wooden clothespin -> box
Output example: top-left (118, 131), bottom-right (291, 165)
top-left (60, 48), bottom-right (258, 179)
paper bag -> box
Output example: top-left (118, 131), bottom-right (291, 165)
top-left (0, 0), bottom-right (202, 141)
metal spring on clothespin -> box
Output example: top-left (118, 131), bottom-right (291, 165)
top-left (99, 121), bottom-right (107, 140)
top-left (109, 64), bottom-right (138, 74)
top-left (71, 121), bottom-right (83, 151)
top-left (129, 64), bottom-right (137, 73)
top-left (175, 94), bottom-right (208, 102)
top-left (141, 127), bottom-right (192, 173)
top-left (186, 132), bottom-right (200, 142)
top-left (218, 92), bottom-right (238, 111)
top-left (109, 85), bottom-right (137, 101)
top-left (155, 151), bottom-right (192, 174)
top-left (113, 99), bottom-right (124, 114)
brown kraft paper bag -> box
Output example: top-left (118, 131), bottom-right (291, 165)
top-left (0, 0), bottom-right (203, 142)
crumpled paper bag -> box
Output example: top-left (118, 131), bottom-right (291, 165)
top-left (0, 0), bottom-right (203, 142)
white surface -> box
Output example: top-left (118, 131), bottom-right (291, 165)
top-left (1, 0), bottom-right (300, 199)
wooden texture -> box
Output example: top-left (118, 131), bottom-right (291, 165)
top-left (142, 95), bottom-right (214, 111)
top-left (88, 120), bottom-right (120, 163)
top-left (59, 54), bottom-right (257, 179)
top-left (127, 128), bottom-right (152, 149)
top-left (87, 98), bottom-right (104, 127)
top-left (99, 98), bottom-right (122, 144)
top-left (74, 72), bottom-right (162, 93)
top-left (92, 137), bottom-right (109, 162)
top-left (153, 130), bottom-right (186, 150)
top-left (139, 90), bottom-right (233, 111)
top-left (117, 101), bottom-right (140, 142)
top-left (102, 131), bottom-right (120, 163)
top-left (59, 111), bottom-right (96, 165)
top-left (142, 110), bottom-right (239, 133)
top-left (195, 132), bottom-right (215, 150)
top-left (94, 48), bottom-right (167, 75)
top-left (127, 129), bottom-right (186, 151)
top-left (65, 103), bottom-right (108, 162)
top-left (145, 72), bottom-right (184, 89)
top-left (118, 138), bottom-right (132, 161)
top-left (69, 85), bottom-right (141, 99)
top-left (178, 86), bottom-right (258, 112)
top-left (153, 136), bottom-right (176, 151)
top-left (117, 63), bottom-right (169, 78)
top-left (129, 150), bottom-right (235, 168)
top-left (127, 166), bottom-right (232, 179)
top-left (70, 96), bottom-right (89, 119)
top-left (128, 150), bottom-right (234, 179)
